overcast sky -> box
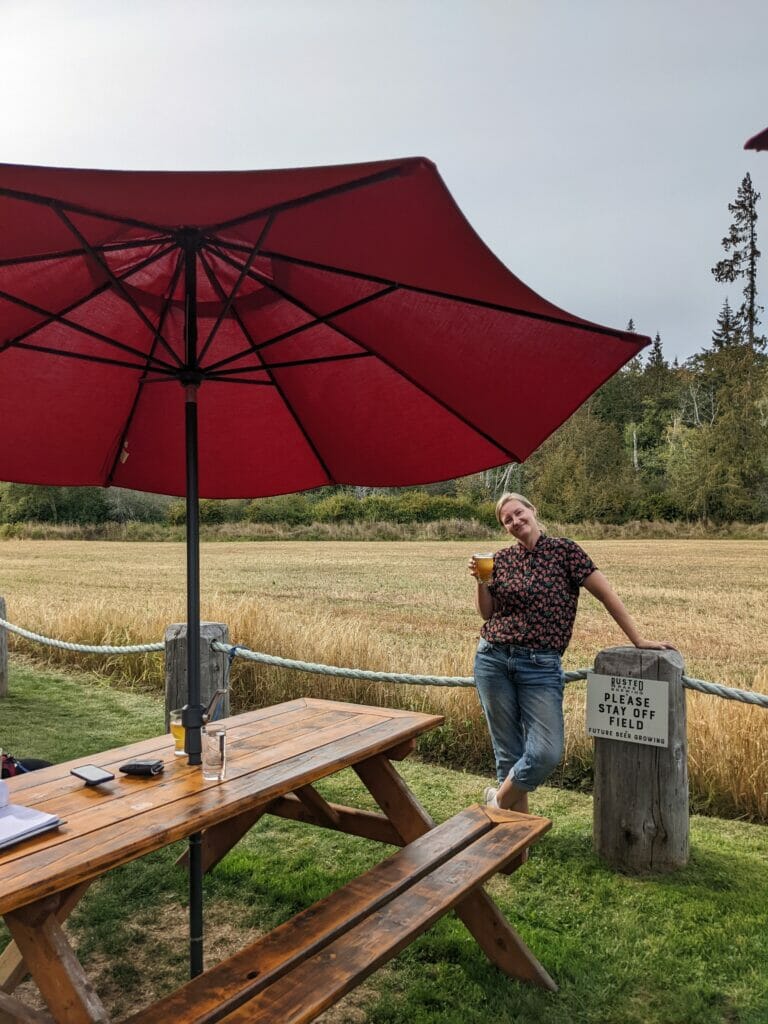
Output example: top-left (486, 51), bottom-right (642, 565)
top-left (2, 0), bottom-right (766, 362)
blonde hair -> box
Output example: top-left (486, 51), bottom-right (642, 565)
top-left (495, 492), bottom-right (543, 529)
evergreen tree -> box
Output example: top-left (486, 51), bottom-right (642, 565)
top-left (590, 331), bottom-right (648, 482)
top-left (525, 404), bottom-right (640, 522)
top-left (592, 358), bottom-right (644, 427)
top-left (646, 332), bottom-right (667, 370)
top-left (711, 297), bottom-right (742, 349)
top-left (712, 172), bottom-right (764, 349)
top-left (635, 336), bottom-right (683, 513)
top-left (668, 344), bottom-right (768, 521)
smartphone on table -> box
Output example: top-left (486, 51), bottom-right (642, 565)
top-left (70, 764), bottom-right (115, 786)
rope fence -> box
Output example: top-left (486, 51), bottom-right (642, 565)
top-left (1, 615), bottom-right (767, 708)
top-left (0, 618), bottom-right (163, 655)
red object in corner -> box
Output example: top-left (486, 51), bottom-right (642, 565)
top-left (745, 126), bottom-right (768, 151)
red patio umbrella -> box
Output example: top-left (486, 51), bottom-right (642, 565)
top-left (0, 158), bottom-right (644, 495)
top-left (0, 157), bottom-right (648, 973)
top-left (745, 127), bottom-right (768, 150)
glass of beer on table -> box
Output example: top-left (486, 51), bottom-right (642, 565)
top-left (473, 552), bottom-right (494, 584)
top-left (170, 709), bottom-right (186, 756)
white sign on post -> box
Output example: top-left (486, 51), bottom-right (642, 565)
top-left (586, 673), bottom-right (669, 747)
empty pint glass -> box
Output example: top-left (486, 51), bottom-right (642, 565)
top-left (473, 553), bottom-right (494, 585)
top-left (202, 726), bottom-right (227, 781)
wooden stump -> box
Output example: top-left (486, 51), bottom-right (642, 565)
top-left (164, 622), bottom-right (230, 729)
top-left (592, 646), bottom-right (688, 874)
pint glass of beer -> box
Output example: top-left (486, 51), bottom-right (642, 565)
top-left (170, 709), bottom-right (186, 757)
top-left (473, 553), bottom-right (494, 584)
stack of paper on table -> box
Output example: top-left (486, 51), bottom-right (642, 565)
top-left (0, 802), bottom-right (61, 850)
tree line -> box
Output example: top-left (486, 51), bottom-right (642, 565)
top-left (518, 171), bottom-right (766, 524)
top-left (1, 174), bottom-right (766, 528)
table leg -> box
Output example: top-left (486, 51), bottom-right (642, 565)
top-left (1, 883), bottom-right (90, 995)
top-left (354, 754), bottom-right (557, 991)
top-left (452, 889), bottom-right (557, 990)
top-left (293, 784), bottom-right (342, 827)
top-left (0, 988), bottom-right (54, 1024)
top-left (0, 932), bottom-right (29, 999)
top-left (382, 737), bottom-right (417, 761)
top-left (4, 901), bottom-right (110, 1024)
top-left (353, 754), bottom-right (436, 843)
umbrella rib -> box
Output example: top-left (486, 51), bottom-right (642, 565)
top-left (0, 162), bottom-right (411, 238)
top-left (0, 235), bottom-right (173, 268)
top-left (0, 243), bottom-right (181, 369)
top-left (192, 377), bottom-right (274, 387)
top-left (197, 214), bottom-right (276, 365)
top-left (0, 285), bottom-right (179, 371)
top-left (105, 250), bottom-right (187, 486)
top-left (230, 247), bottom-right (640, 345)
top-left (10, 339), bottom-right (176, 373)
top-left (200, 246), bottom-right (395, 371)
top-left (0, 184), bottom-right (169, 233)
top-left (204, 247), bottom-right (520, 461)
top-left (197, 251), bottom-right (337, 484)
top-left (210, 352), bottom-right (370, 375)
top-left (209, 163), bottom-right (410, 233)
top-left (52, 207), bottom-right (183, 369)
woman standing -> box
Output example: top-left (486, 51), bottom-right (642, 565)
top-left (469, 493), bottom-right (676, 813)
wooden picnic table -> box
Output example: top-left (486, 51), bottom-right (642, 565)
top-left (0, 698), bottom-right (556, 1023)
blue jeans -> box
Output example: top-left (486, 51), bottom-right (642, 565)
top-left (473, 638), bottom-right (565, 791)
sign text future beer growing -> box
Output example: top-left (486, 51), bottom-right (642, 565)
top-left (586, 673), bottom-right (669, 748)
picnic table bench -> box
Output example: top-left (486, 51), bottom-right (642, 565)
top-left (0, 698), bottom-right (555, 1024)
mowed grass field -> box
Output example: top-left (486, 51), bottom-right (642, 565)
top-left (2, 538), bottom-right (767, 819)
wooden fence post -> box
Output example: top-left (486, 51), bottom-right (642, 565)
top-left (164, 622), bottom-right (231, 731)
top-left (592, 646), bottom-right (688, 874)
top-left (0, 597), bottom-right (7, 698)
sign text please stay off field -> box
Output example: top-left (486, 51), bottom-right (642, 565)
top-left (586, 673), bottom-right (669, 747)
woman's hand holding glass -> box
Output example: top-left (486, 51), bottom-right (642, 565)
top-left (469, 552), bottom-right (494, 585)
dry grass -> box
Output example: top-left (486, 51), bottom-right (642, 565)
top-left (2, 538), bottom-right (767, 820)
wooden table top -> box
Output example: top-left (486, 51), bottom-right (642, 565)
top-left (0, 698), bottom-right (443, 916)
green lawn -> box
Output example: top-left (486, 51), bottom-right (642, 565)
top-left (2, 663), bottom-right (767, 1024)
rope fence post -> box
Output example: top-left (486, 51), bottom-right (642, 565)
top-left (164, 622), bottom-right (231, 731)
top-left (0, 597), bottom-right (7, 698)
top-left (592, 646), bottom-right (688, 874)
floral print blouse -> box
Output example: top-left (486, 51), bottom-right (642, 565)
top-left (480, 535), bottom-right (597, 653)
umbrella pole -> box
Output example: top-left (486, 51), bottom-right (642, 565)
top-left (183, 386), bottom-right (203, 757)
top-left (182, 230), bottom-right (205, 979)
top-left (185, 384), bottom-right (205, 978)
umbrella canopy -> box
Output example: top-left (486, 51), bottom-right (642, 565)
top-left (745, 127), bottom-right (768, 151)
top-left (0, 158), bottom-right (645, 496)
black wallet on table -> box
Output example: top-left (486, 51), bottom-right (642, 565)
top-left (119, 760), bottom-right (164, 777)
